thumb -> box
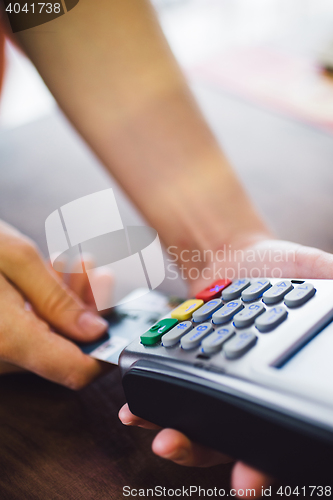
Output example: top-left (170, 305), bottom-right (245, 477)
top-left (1, 239), bottom-right (108, 342)
top-left (293, 243), bottom-right (333, 279)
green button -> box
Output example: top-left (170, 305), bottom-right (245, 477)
top-left (140, 318), bottom-right (178, 346)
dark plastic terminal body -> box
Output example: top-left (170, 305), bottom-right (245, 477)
top-left (121, 360), bottom-right (333, 486)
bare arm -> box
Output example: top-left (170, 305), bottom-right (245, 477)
top-left (14, 0), bottom-right (270, 261)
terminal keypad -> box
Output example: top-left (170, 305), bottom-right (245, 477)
top-left (140, 279), bottom-right (316, 361)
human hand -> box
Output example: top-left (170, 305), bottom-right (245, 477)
top-left (0, 219), bottom-right (110, 388)
top-left (119, 404), bottom-right (272, 496)
top-left (119, 238), bottom-right (333, 496)
top-left (186, 238), bottom-right (333, 296)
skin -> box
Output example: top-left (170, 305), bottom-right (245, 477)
top-left (0, 0), bottom-right (332, 493)
top-left (119, 238), bottom-right (333, 495)
top-left (0, 219), bottom-right (110, 388)
top-left (8, 0), bottom-right (268, 262)
top-left (0, 26), bottom-right (4, 91)
top-left (3, 222), bottom-right (330, 493)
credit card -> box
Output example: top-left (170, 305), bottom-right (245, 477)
top-left (80, 289), bottom-right (180, 365)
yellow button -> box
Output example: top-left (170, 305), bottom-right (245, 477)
top-left (171, 299), bottom-right (204, 321)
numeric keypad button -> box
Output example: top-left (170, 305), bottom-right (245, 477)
top-left (212, 300), bottom-right (243, 325)
top-left (233, 303), bottom-right (265, 328)
top-left (224, 331), bottom-right (257, 359)
top-left (222, 279), bottom-right (251, 301)
top-left (255, 306), bottom-right (288, 332)
top-left (181, 323), bottom-right (213, 350)
top-left (241, 280), bottom-right (271, 302)
top-left (192, 299), bottom-right (222, 323)
top-left (201, 326), bottom-right (235, 354)
top-left (162, 321), bottom-right (192, 347)
top-left (284, 283), bottom-right (316, 307)
top-left (262, 280), bottom-right (293, 304)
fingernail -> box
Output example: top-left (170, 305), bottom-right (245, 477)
top-left (122, 420), bottom-right (134, 426)
top-left (118, 410), bottom-right (133, 426)
top-left (77, 311), bottom-right (108, 335)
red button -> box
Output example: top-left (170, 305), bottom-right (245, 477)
top-left (195, 279), bottom-right (232, 302)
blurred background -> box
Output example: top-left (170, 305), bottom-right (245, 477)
top-left (1, 0), bottom-right (333, 297)
top-left (3, 0), bottom-right (333, 129)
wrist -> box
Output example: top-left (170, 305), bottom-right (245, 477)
top-left (152, 156), bottom-right (271, 267)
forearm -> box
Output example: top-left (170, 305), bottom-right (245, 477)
top-left (15, 0), bottom-right (269, 257)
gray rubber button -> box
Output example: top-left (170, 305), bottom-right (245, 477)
top-left (263, 281), bottom-right (293, 304)
top-left (162, 321), bottom-right (192, 347)
top-left (224, 331), bottom-right (257, 359)
top-left (233, 303), bottom-right (265, 328)
top-left (181, 322), bottom-right (213, 350)
top-left (201, 326), bottom-right (235, 354)
top-left (192, 299), bottom-right (222, 323)
top-left (284, 283), bottom-right (316, 307)
top-left (222, 279), bottom-right (250, 301)
top-left (241, 280), bottom-right (271, 301)
top-left (255, 306), bottom-right (288, 332)
top-left (212, 300), bottom-right (243, 324)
